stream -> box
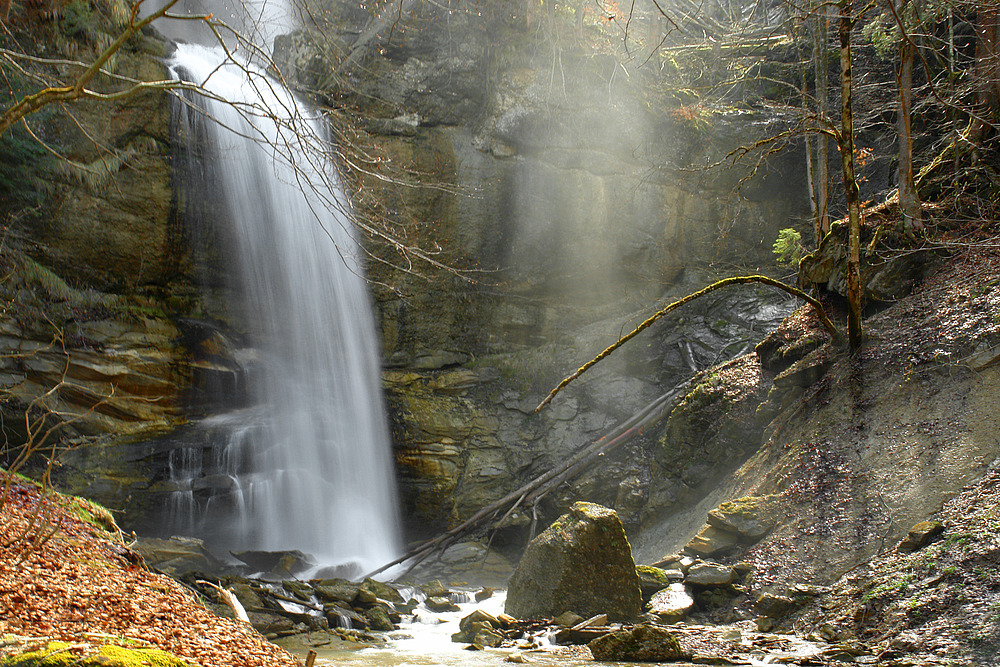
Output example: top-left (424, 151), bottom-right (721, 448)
top-left (271, 589), bottom-right (858, 667)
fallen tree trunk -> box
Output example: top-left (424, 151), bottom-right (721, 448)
top-left (363, 379), bottom-right (691, 580)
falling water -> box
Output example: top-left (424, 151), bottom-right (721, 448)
top-left (164, 26), bottom-right (400, 574)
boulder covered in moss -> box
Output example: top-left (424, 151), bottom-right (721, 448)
top-left (707, 496), bottom-right (776, 542)
top-left (588, 624), bottom-right (690, 662)
top-left (504, 502), bottom-right (641, 622)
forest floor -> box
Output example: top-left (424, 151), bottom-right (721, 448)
top-left (0, 476), bottom-right (298, 667)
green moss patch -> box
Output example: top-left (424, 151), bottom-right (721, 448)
top-left (1, 641), bottom-right (192, 667)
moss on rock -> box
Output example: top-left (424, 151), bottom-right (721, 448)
top-left (1, 642), bottom-right (192, 667)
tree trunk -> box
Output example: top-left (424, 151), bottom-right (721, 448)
top-left (839, 0), bottom-right (863, 351)
top-left (814, 3), bottom-right (831, 245)
top-left (894, 0), bottom-right (923, 235)
top-left (970, 6), bottom-right (1000, 142)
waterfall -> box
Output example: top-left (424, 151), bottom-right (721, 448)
top-left (165, 35), bottom-right (400, 575)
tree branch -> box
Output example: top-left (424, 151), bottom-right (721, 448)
top-left (534, 275), bottom-right (843, 412)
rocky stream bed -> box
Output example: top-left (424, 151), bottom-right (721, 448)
top-left (1, 479), bottom-right (978, 667)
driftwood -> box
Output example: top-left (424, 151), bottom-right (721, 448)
top-left (197, 580), bottom-right (250, 623)
top-left (363, 380), bottom-right (691, 580)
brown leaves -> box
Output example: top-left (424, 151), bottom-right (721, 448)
top-left (0, 477), bottom-right (297, 667)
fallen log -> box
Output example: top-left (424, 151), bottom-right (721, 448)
top-left (363, 379), bottom-right (690, 580)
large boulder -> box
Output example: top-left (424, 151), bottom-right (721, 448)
top-left (504, 503), bottom-right (642, 622)
top-left (588, 624), bottom-right (690, 662)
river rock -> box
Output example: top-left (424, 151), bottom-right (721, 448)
top-left (231, 549), bottom-right (316, 576)
top-left (647, 584), bottom-right (695, 623)
top-left (505, 503), bottom-right (642, 622)
top-left (228, 582), bottom-right (263, 610)
top-left (588, 624), bottom-right (690, 662)
top-left (248, 611), bottom-right (296, 636)
top-left (314, 580), bottom-right (360, 603)
top-left (553, 611), bottom-right (585, 628)
top-left (685, 563), bottom-right (736, 586)
top-left (452, 609), bottom-right (503, 646)
top-left (325, 605), bottom-right (368, 629)
top-left (426, 596), bottom-right (461, 612)
top-left (131, 536), bottom-right (224, 577)
top-left (360, 577), bottom-right (405, 603)
top-left (420, 580), bottom-right (451, 598)
top-left (364, 606), bottom-right (396, 632)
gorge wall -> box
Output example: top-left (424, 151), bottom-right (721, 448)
top-left (0, 0), bottom-right (812, 550)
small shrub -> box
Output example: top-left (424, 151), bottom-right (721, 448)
top-left (772, 228), bottom-right (805, 266)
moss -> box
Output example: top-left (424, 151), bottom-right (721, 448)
top-left (1, 642), bottom-right (191, 667)
top-left (715, 496), bottom-right (768, 519)
top-left (2, 474), bottom-right (119, 537)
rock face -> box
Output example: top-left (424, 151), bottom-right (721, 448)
top-left (264, 1), bottom-right (810, 538)
top-left (505, 503), bottom-right (642, 622)
top-left (2, 0), bottom-right (812, 549)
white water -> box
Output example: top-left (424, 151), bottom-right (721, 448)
top-left (167, 32), bottom-right (400, 573)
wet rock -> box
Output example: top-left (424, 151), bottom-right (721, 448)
top-left (475, 587), bottom-right (494, 602)
top-left (407, 541), bottom-right (515, 586)
top-left (896, 520), bottom-right (945, 553)
top-left (706, 496), bottom-right (775, 542)
top-left (325, 605), bottom-right (368, 629)
top-left (314, 580), bottom-right (360, 604)
top-left (458, 609), bottom-right (500, 630)
top-left (426, 596), bottom-right (461, 612)
top-left (647, 584), bottom-right (695, 623)
top-left (132, 536), bottom-right (225, 577)
top-left (360, 577), bottom-right (405, 604)
top-left (364, 605), bottom-right (396, 632)
top-left (452, 609), bottom-right (503, 646)
top-left (420, 580), bottom-right (451, 598)
top-left (684, 526), bottom-right (739, 558)
top-left (228, 582), bottom-right (263, 610)
top-left (685, 563), bottom-right (736, 587)
top-left (248, 611), bottom-right (296, 635)
top-left (505, 503), bottom-right (642, 622)
top-left (354, 587), bottom-right (378, 606)
top-left (552, 611), bottom-right (585, 627)
top-left (231, 549), bottom-right (316, 577)
top-left (394, 599), bottom-right (419, 614)
top-left (283, 580), bottom-right (314, 601)
top-left (588, 623), bottom-right (690, 662)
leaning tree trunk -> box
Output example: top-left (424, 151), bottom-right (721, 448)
top-left (839, 0), bottom-right (863, 351)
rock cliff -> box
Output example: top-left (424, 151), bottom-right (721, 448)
top-left (1, 0), bottom-right (812, 549)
